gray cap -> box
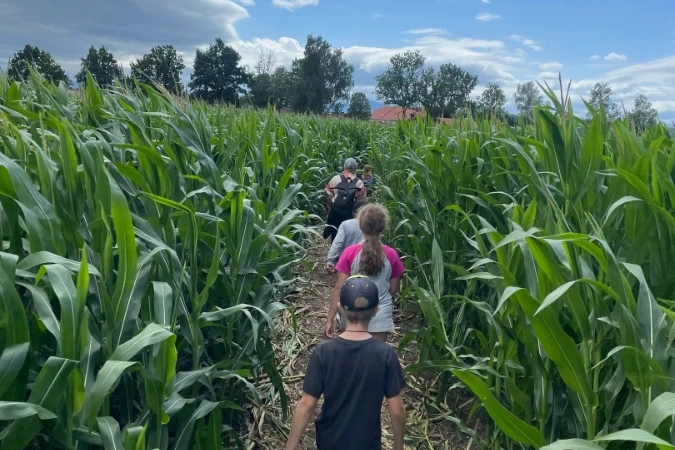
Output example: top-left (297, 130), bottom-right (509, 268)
top-left (344, 158), bottom-right (357, 171)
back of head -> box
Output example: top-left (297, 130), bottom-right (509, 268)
top-left (358, 204), bottom-right (389, 276)
top-left (340, 275), bottom-right (379, 325)
top-left (344, 158), bottom-right (357, 173)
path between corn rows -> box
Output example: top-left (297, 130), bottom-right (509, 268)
top-left (249, 238), bottom-right (477, 450)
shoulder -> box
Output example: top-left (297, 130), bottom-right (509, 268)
top-left (336, 244), bottom-right (362, 273)
top-left (382, 245), bottom-right (401, 260)
top-left (369, 340), bottom-right (398, 360)
top-left (328, 174), bottom-right (342, 186)
top-left (312, 339), bottom-right (335, 356)
top-left (382, 245), bottom-right (405, 275)
top-left (342, 243), bottom-right (363, 257)
top-left (344, 218), bottom-right (360, 229)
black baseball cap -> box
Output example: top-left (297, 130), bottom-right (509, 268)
top-left (340, 275), bottom-right (379, 311)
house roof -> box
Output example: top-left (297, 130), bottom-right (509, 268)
top-left (371, 106), bottom-right (424, 121)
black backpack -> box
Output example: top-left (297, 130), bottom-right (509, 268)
top-left (332, 175), bottom-right (361, 216)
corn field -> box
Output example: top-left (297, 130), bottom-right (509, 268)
top-left (1, 71), bottom-right (674, 450)
top-left (0, 71), bottom-right (371, 449)
top-left (370, 92), bottom-right (675, 449)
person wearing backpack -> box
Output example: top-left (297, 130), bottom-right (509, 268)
top-left (323, 158), bottom-right (366, 242)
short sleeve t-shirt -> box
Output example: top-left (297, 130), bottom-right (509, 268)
top-left (303, 337), bottom-right (406, 450)
top-left (335, 244), bottom-right (405, 279)
top-left (325, 172), bottom-right (366, 202)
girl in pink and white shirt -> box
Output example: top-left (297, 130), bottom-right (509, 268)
top-left (325, 204), bottom-right (405, 342)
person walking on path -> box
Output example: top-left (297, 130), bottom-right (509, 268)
top-left (323, 158), bottom-right (366, 242)
top-left (285, 275), bottom-right (406, 450)
top-left (362, 164), bottom-right (376, 197)
top-left (325, 204), bottom-right (405, 343)
top-left (325, 202), bottom-right (365, 274)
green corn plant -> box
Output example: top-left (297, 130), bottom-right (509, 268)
top-left (0, 72), bottom-right (356, 449)
top-left (372, 92), bottom-right (675, 449)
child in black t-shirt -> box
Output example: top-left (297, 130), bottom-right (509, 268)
top-left (285, 275), bottom-right (406, 450)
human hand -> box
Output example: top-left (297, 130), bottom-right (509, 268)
top-left (324, 319), bottom-right (335, 339)
top-left (325, 264), bottom-right (336, 274)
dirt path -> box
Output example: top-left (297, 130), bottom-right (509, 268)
top-left (249, 238), bottom-right (475, 450)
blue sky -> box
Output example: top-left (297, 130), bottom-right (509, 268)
top-left (1, 0), bottom-right (675, 119)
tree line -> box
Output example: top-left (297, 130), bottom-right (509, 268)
top-left (374, 50), bottom-right (660, 131)
top-left (2, 40), bottom-right (661, 129)
top-left (3, 36), bottom-right (365, 117)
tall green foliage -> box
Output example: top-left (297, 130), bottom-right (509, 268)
top-left (0, 72), bottom-right (371, 449)
top-left (2, 67), bottom-right (672, 450)
top-left (370, 95), bottom-right (675, 448)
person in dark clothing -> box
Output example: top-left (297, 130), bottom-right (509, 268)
top-left (362, 164), bottom-right (376, 197)
top-left (285, 275), bottom-right (406, 450)
top-left (323, 158), bottom-right (367, 241)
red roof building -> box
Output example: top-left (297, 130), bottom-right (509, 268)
top-left (371, 106), bottom-right (425, 123)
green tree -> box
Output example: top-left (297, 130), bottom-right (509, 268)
top-left (290, 35), bottom-right (354, 114)
top-left (587, 82), bottom-right (621, 121)
top-left (189, 38), bottom-right (250, 104)
top-left (131, 45), bottom-right (185, 93)
top-left (419, 63), bottom-right (478, 118)
top-left (629, 94), bottom-right (659, 133)
top-left (375, 51), bottom-right (425, 117)
top-left (248, 66), bottom-right (293, 110)
top-left (249, 73), bottom-right (273, 107)
top-left (7, 45), bottom-right (70, 85)
top-left (270, 67), bottom-right (293, 109)
top-left (75, 46), bottom-right (123, 87)
top-left (348, 92), bottom-right (371, 120)
top-left (249, 51), bottom-right (277, 108)
top-left (479, 82), bottom-right (507, 116)
top-left (514, 81), bottom-right (543, 121)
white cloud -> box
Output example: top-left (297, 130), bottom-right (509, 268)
top-left (403, 28), bottom-right (448, 35)
top-left (475, 13), bottom-right (500, 21)
top-left (373, 13), bottom-right (383, 18)
top-left (589, 55), bottom-right (600, 61)
top-left (230, 36), bottom-right (304, 68)
top-left (341, 34), bottom-right (527, 108)
top-left (566, 56), bottom-right (675, 117)
top-left (233, 0), bottom-right (255, 4)
top-left (509, 34), bottom-right (542, 51)
top-left (271, 0), bottom-right (318, 10)
top-left (539, 61), bottom-right (563, 71)
top-left (537, 71), bottom-right (559, 80)
top-left (481, 0), bottom-right (490, 3)
top-left (343, 36), bottom-right (513, 73)
top-left (604, 52), bottom-right (627, 61)
top-left (0, 0), bottom-right (251, 84)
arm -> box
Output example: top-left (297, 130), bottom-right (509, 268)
top-left (325, 190), bottom-right (333, 210)
top-left (387, 395), bottom-right (406, 450)
top-left (389, 277), bottom-right (401, 297)
top-left (325, 177), bottom-right (336, 209)
top-left (385, 349), bottom-right (407, 450)
top-left (325, 272), bottom-right (349, 337)
top-left (326, 225), bottom-right (346, 269)
top-left (285, 394), bottom-right (318, 450)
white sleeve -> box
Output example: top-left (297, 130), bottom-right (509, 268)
top-left (326, 224), bottom-right (346, 265)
